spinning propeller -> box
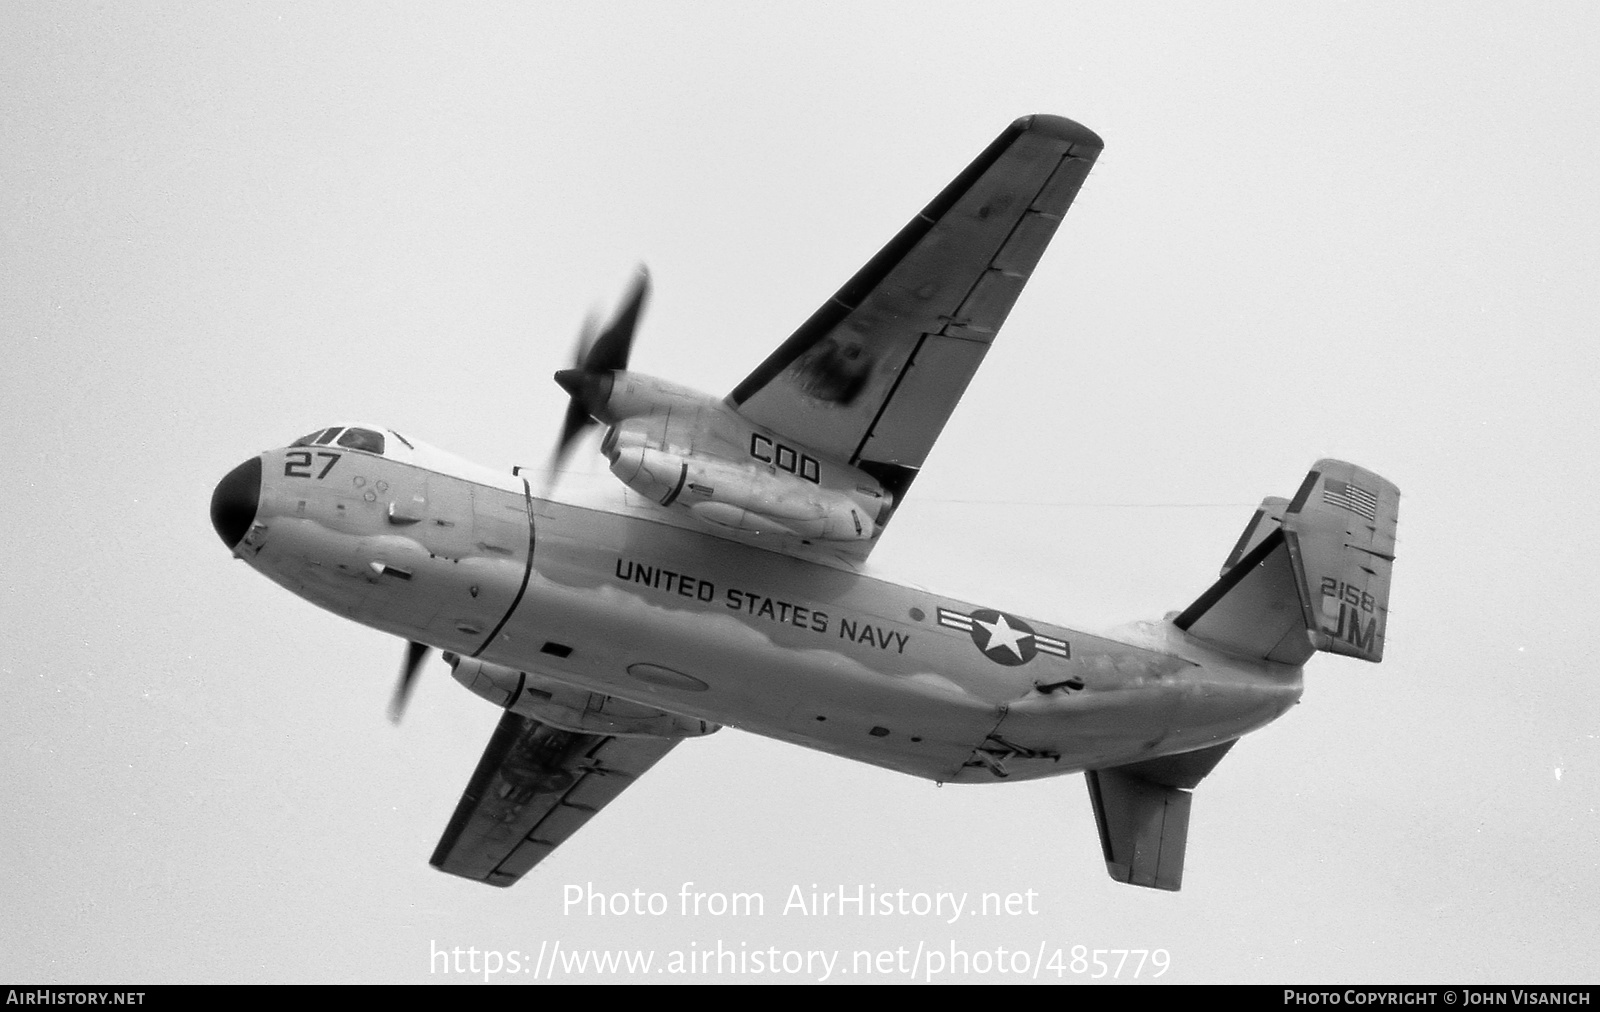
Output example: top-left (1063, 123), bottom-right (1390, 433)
top-left (388, 639), bottom-right (430, 724)
top-left (387, 269), bottom-right (649, 724)
top-left (551, 267), bottom-right (650, 476)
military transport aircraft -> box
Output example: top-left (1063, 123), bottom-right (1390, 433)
top-left (209, 115), bottom-right (1398, 891)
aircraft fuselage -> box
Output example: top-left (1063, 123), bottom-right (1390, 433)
top-left (219, 437), bottom-right (1303, 784)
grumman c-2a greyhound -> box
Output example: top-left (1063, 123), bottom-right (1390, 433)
top-left (210, 115), bottom-right (1399, 891)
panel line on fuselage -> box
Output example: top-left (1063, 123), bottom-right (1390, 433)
top-left (470, 476), bottom-right (538, 659)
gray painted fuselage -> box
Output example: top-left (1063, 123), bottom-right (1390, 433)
top-left (236, 440), bottom-right (1302, 784)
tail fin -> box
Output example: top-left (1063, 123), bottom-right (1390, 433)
top-left (1174, 460), bottom-right (1399, 665)
top-left (1086, 740), bottom-right (1236, 891)
top-left (1219, 496), bottom-right (1289, 575)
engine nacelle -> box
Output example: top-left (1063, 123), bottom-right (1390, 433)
top-left (607, 444), bottom-right (883, 541)
top-left (447, 654), bottom-right (719, 739)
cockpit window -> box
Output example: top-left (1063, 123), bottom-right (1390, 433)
top-left (291, 427), bottom-right (342, 447)
top-left (313, 427), bottom-right (342, 445)
top-left (336, 427), bottom-right (385, 454)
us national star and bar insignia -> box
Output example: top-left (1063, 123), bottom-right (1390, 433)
top-left (937, 607), bottom-right (1070, 666)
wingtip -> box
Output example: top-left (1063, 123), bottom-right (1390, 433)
top-left (1014, 114), bottom-right (1104, 151)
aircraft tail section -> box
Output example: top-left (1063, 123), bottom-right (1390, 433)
top-left (1219, 496), bottom-right (1289, 575)
top-left (1086, 740), bottom-right (1236, 891)
top-left (1174, 460), bottom-right (1399, 665)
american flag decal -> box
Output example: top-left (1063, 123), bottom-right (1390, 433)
top-left (1323, 478), bottom-right (1378, 521)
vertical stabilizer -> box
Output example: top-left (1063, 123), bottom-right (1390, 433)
top-left (1086, 770), bottom-right (1190, 890)
top-left (1175, 460), bottom-right (1399, 664)
top-left (1085, 740), bottom-right (1236, 891)
top-left (1281, 460), bottom-right (1399, 662)
top-left (1220, 496), bottom-right (1289, 575)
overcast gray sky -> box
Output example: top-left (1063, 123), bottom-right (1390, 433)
top-left (4, 2), bottom-right (1597, 984)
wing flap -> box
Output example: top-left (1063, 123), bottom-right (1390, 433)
top-left (945, 269), bottom-right (1028, 340)
top-left (430, 711), bottom-right (680, 887)
top-left (855, 336), bottom-right (988, 463)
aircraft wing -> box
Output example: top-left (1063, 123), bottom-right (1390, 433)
top-left (727, 114), bottom-right (1103, 516)
top-left (430, 710), bottom-right (681, 886)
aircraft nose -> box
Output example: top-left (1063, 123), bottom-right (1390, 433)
top-left (210, 455), bottom-right (261, 550)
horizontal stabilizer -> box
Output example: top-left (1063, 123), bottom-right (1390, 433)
top-left (1175, 461), bottom-right (1399, 664)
